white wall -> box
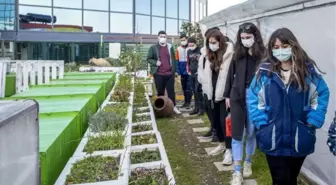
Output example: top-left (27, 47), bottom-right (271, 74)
top-left (109, 43), bottom-right (121, 59)
top-left (219, 4), bottom-right (336, 185)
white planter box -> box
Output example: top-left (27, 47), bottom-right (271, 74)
top-left (55, 152), bottom-right (130, 185)
top-left (79, 66), bottom-right (126, 73)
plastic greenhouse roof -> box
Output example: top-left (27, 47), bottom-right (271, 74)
top-left (39, 112), bottom-right (78, 152)
top-left (12, 85), bottom-right (102, 97)
top-left (199, 0), bottom-right (313, 26)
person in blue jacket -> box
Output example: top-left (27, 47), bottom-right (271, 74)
top-left (247, 28), bottom-right (330, 185)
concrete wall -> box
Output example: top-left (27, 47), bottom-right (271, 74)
top-left (203, 2), bottom-right (336, 185)
top-left (0, 100), bottom-right (39, 185)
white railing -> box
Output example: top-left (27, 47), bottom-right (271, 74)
top-left (0, 59), bottom-right (65, 97)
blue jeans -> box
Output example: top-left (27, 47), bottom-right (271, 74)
top-left (232, 89), bottom-right (256, 161)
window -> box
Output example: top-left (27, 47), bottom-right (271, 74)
top-left (195, 0), bottom-right (199, 22)
top-left (166, 0), bottom-right (177, 18)
top-left (19, 0), bottom-right (51, 6)
top-left (110, 13), bottom-right (132, 33)
top-left (179, 0), bottom-right (190, 20)
top-left (191, 0), bottom-right (195, 22)
top-left (166, 18), bottom-right (177, 36)
top-left (200, 2), bottom-right (203, 19)
top-left (0, 0), bottom-right (15, 4)
top-left (84, 0), bottom-right (108, 11)
top-left (152, 17), bottom-right (164, 35)
top-left (136, 0), bottom-right (150, 15)
top-left (84, 11), bottom-right (108, 33)
top-left (19, 6), bottom-right (52, 31)
top-left (0, 4), bottom-right (14, 30)
top-left (136, 15), bottom-right (150, 34)
top-left (203, 3), bottom-right (207, 17)
top-left (110, 0), bottom-right (133, 13)
top-left (53, 8), bottom-right (82, 32)
top-left (152, 0), bottom-right (165, 17)
top-left (53, 0), bottom-right (81, 9)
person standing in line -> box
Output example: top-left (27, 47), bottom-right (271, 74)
top-left (186, 37), bottom-right (204, 116)
top-left (147, 30), bottom-right (181, 114)
top-left (176, 34), bottom-right (191, 109)
top-left (248, 28), bottom-right (330, 185)
top-left (202, 29), bottom-right (234, 164)
top-left (198, 27), bottom-right (219, 142)
top-left (224, 23), bottom-right (265, 185)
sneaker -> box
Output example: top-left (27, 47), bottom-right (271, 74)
top-left (211, 135), bottom-right (219, 143)
top-left (197, 109), bottom-right (205, 116)
top-left (201, 130), bottom-right (213, 138)
top-left (180, 103), bottom-right (190, 108)
top-left (173, 107), bottom-right (181, 114)
top-left (231, 171), bottom-right (243, 185)
top-left (209, 143), bottom-right (225, 156)
top-left (189, 109), bottom-right (198, 115)
top-left (243, 161), bottom-right (252, 178)
top-left (222, 149), bottom-right (233, 165)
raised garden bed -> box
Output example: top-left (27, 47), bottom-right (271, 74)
top-left (89, 111), bottom-right (127, 133)
top-left (134, 107), bottom-right (150, 114)
top-left (129, 167), bottom-right (169, 185)
top-left (132, 124), bottom-right (152, 133)
top-left (110, 74), bottom-right (132, 102)
top-left (132, 134), bottom-right (157, 145)
top-left (131, 149), bottom-right (161, 164)
top-left (66, 155), bottom-right (120, 184)
top-left (103, 103), bottom-right (129, 117)
top-left (133, 114), bottom-right (151, 123)
top-left (83, 132), bottom-right (124, 153)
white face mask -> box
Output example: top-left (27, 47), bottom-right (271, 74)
top-left (272, 47), bottom-right (292, 62)
top-left (209, 43), bottom-right (219, 52)
top-left (159, 37), bottom-right (167, 44)
top-left (181, 41), bottom-right (187, 46)
top-left (241, 37), bottom-right (255, 48)
top-left (189, 46), bottom-right (196, 50)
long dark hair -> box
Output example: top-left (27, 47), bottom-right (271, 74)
top-left (260, 28), bottom-right (324, 91)
top-left (206, 30), bottom-right (228, 72)
top-left (233, 22), bottom-right (265, 61)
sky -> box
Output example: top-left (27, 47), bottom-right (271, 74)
top-left (207, 0), bottom-right (248, 15)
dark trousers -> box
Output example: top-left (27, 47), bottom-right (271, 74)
top-left (181, 75), bottom-right (191, 104)
top-left (266, 155), bottom-right (306, 185)
top-left (188, 74), bottom-right (204, 111)
top-left (204, 94), bottom-right (214, 131)
top-left (154, 74), bottom-right (176, 105)
top-left (209, 99), bottom-right (232, 147)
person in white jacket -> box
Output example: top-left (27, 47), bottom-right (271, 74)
top-left (202, 29), bottom-right (234, 165)
top-left (198, 27), bottom-right (218, 142)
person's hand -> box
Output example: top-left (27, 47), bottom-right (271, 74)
top-left (156, 61), bottom-right (161, 66)
top-left (188, 71), bottom-right (191, 75)
top-left (225, 98), bottom-right (230, 109)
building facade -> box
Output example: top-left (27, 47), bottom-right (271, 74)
top-left (0, 0), bottom-right (207, 62)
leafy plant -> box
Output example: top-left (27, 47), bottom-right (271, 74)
top-left (134, 107), bottom-right (150, 114)
top-left (132, 134), bottom-right (157, 145)
top-left (103, 103), bottom-right (129, 117)
top-left (132, 124), bottom-right (152, 133)
top-left (84, 132), bottom-right (124, 154)
top-left (66, 155), bottom-right (119, 184)
top-left (134, 114), bottom-right (151, 123)
top-left (180, 22), bottom-right (204, 46)
top-left (131, 149), bottom-right (161, 164)
top-left (89, 111), bottom-right (127, 133)
top-left (129, 167), bottom-right (169, 185)
top-left (111, 89), bottom-right (130, 102)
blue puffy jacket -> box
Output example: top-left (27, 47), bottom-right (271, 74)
top-left (247, 62), bottom-right (330, 157)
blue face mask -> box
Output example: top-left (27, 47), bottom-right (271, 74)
top-left (272, 47), bottom-right (292, 62)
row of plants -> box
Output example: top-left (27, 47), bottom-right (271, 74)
top-left (131, 149), bottom-right (161, 164)
top-left (110, 74), bottom-right (132, 102)
top-left (62, 75), bottom-right (134, 185)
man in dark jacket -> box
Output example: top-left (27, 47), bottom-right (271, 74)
top-left (147, 30), bottom-right (181, 114)
top-left (186, 37), bottom-right (204, 116)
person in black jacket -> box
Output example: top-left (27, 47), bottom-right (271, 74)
top-left (223, 22), bottom-right (265, 185)
top-left (186, 37), bottom-right (204, 115)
